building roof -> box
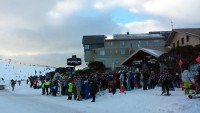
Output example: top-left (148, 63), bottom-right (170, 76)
top-left (113, 33), bottom-right (164, 39)
top-left (82, 35), bottom-right (106, 44)
top-left (120, 48), bottom-right (165, 66)
top-left (165, 28), bottom-right (200, 46)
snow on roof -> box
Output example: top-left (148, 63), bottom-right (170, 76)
top-left (121, 48), bottom-right (165, 65)
top-left (141, 48), bottom-right (165, 57)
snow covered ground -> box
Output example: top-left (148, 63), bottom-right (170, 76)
top-left (0, 61), bottom-right (200, 113)
top-left (1, 80), bottom-right (200, 113)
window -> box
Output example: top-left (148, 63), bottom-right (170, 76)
top-left (120, 41), bottom-right (125, 46)
top-left (181, 38), bottom-right (184, 45)
top-left (99, 50), bottom-right (105, 55)
top-left (177, 40), bottom-right (180, 47)
top-left (109, 50), bottom-right (113, 54)
top-left (129, 42), bottom-right (133, 48)
top-left (115, 50), bottom-right (118, 54)
top-left (84, 45), bottom-right (89, 50)
top-left (137, 41), bottom-right (141, 48)
top-left (154, 40), bottom-right (159, 43)
top-left (173, 43), bottom-right (175, 48)
top-left (143, 41), bottom-right (148, 46)
top-left (187, 36), bottom-right (190, 42)
top-left (120, 49), bottom-right (125, 55)
top-left (107, 41), bottom-right (113, 46)
top-left (115, 60), bottom-right (119, 64)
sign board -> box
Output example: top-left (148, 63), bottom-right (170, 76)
top-left (67, 55), bottom-right (82, 66)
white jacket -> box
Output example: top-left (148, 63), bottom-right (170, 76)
top-left (181, 70), bottom-right (195, 82)
top-left (119, 73), bottom-right (124, 82)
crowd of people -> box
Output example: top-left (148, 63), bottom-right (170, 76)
top-left (23, 65), bottom-right (200, 102)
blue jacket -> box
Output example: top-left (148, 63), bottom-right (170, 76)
top-left (84, 81), bottom-right (89, 91)
top-left (130, 72), bottom-right (134, 81)
top-left (75, 80), bottom-right (82, 91)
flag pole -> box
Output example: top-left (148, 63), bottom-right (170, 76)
top-left (180, 65), bottom-right (182, 74)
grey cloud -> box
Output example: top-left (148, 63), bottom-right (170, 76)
top-left (11, 50), bottom-right (84, 68)
top-left (0, 1), bottom-right (122, 68)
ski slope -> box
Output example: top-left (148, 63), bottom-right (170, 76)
top-left (0, 60), bottom-right (55, 84)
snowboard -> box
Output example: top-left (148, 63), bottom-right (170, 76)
top-left (188, 94), bottom-right (200, 99)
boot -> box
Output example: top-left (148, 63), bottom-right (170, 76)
top-left (161, 91), bottom-right (165, 95)
top-left (166, 91), bottom-right (171, 96)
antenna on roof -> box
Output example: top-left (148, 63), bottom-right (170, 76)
top-left (171, 21), bottom-right (173, 29)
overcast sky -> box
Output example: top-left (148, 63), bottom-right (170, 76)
top-left (0, 0), bottom-right (200, 69)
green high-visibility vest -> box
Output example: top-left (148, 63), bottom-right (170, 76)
top-left (45, 81), bottom-right (51, 86)
top-left (68, 82), bottom-right (73, 93)
top-left (42, 82), bottom-right (45, 88)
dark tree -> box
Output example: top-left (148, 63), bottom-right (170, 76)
top-left (158, 45), bottom-right (200, 75)
top-left (76, 69), bottom-right (91, 75)
top-left (55, 67), bottom-right (67, 74)
top-left (88, 61), bottom-right (106, 72)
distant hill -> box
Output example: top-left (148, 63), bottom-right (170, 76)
top-left (0, 61), bottom-right (55, 83)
